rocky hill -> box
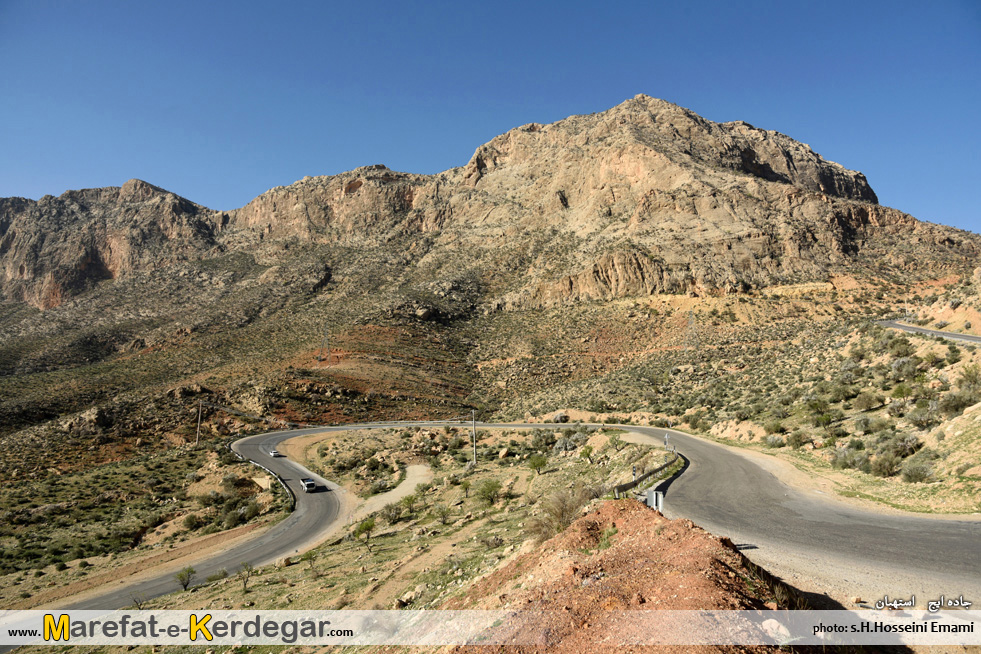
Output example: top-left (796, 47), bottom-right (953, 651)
top-left (0, 179), bottom-right (224, 309)
top-left (3, 97), bottom-right (981, 637)
top-left (2, 95), bottom-right (978, 314)
top-left (2, 94), bottom-right (980, 479)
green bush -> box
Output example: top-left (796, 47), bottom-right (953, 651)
top-left (786, 431), bottom-right (812, 450)
top-left (525, 486), bottom-right (596, 542)
top-left (853, 392), bottom-right (882, 412)
top-left (939, 390), bottom-right (980, 417)
top-left (475, 479), bottom-right (503, 505)
top-left (888, 338), bottom-right (915, 358)
top-left (871, 454), bottom-right (900, 477)
top-left (901, 461), bottom-right (933, 483)
top-left (831, 449), bottom-right (870, 472)
top-left (206, 568), bottom-right (229, 582)
top-left (907, 408), bottom-right (937, 430)
top-left (763, 420), bottom-right (784, 435)
top-left (183, 514), bottom-right (204, 530)
top-left (380, 502), bottom-right (403, 525)
top-left (221, 511), bottom-right (243, 529)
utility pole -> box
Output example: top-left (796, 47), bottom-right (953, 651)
top-left (317, 322), bottom-right (330, 367)
top-left (471, 409), bottom-right (477, 466)
top-left (685, 310), bottom-right (699, 350)
top-left (195, 401), bottom-right (202, 447)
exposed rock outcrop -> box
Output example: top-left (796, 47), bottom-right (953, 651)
top-left (0, 179), bottom-right (222, 308)
top-left (2, 95), bottom-right (978, 311)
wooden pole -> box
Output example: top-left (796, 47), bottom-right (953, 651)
top-left (195, 401), bottom-right (202, 446)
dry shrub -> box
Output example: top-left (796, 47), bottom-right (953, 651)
top-left (525, 485), bottom-right (600, 543)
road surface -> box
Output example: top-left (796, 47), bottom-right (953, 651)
top-left (879, 319), bottom-right (981, 345)
top-left (45, 420), bottom-right (981, 611)
top-left (60, 427), bottom-right (343, 610)
top-left (624, 425), bottom-right (981, 603)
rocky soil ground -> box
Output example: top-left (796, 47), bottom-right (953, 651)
top-left (444, 500), bottom-right (791, 654)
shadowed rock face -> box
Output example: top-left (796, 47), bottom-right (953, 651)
top-left (0, 179), bottom-right (224, 308)
top-left (1, 95), bottom-right (977, 310)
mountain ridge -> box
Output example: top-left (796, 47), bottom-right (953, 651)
top-left (1, 95), bottom-right (978, 312)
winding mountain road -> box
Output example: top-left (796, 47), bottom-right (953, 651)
top-left (50, 420), bottom-right (981, 611)
top-left (60, 427), bottom-right (343, 610)
top-left (879, 319), bottom-right (981, 345)
top-left (624, 426), bottom-right (981, 602)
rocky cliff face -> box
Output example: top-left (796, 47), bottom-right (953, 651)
top-left (1, 95), bottom-right (978, 311)
top-left (0, 179), bottom-right (224, 309)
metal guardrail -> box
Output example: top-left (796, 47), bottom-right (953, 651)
top-left (225, 441), bottom-right (296, 512)
top-left (612, 450), bottom-right (680, 496)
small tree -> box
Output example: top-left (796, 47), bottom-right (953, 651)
top-left (853, 392), bottom-right (881, 412)
top-left (130, 593), bottom-right (148, 610)
top-left (300, 550), bottom-right (319, 576)
top-left (579, 445), bottom-right (594, 464)
top-left (400, 494), bottom-right (417, 514)
top-left (460, 480), bottom-right (471, 498)
top-left (607, 433), bottom-right (624, 452)
top-left (891, 383), bottom-right (913, 400)
top-left (528, 453), bottom-right (547, 475)
top-left (476, 479), bottom-right (502, 505)
top-left (354, 517), bottom-right (376, 552)
top-left (959, 364), bottom-right (981, 392)
top-left (239, 561), bottom-right (255, 592)
top-left (381, 502), bottom-right (403, 525)
top-left (175, 566), bottom-right (196, 591)
top-left (432, 503), bottom-right (452, 525)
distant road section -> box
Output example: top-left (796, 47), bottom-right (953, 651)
top-left (879, 319), bottom-right (981, 344)
top-left (60, 427), bottom-right (344, 610)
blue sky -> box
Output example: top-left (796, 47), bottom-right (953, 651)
top-left (1, 1), bottom-right (979, 233)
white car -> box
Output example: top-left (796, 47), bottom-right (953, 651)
top-left (301, 478), bottom-right (317, 493)
top-left (269, 449), bottom-right (283, 457)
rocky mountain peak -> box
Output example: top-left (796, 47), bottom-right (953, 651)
top-left (1, 95), bottom-right (977, 312)
top-left (0, 180), bottom-right (220, 309)
top-left (117, 178), bottom-right (169, 203)
top-left (464, 94), bottom-right (877, 204)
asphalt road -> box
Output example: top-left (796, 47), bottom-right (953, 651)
top-left (626, 426), bottom-right (980, 581)
top-left (44, 420), bottom-right (981, 611)
top-left (879, 319), bottom-right (981, 345)
top-left (55, 421), bottom-right (464, 610)
top-left (61, 426), bottom-right (342, 610)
